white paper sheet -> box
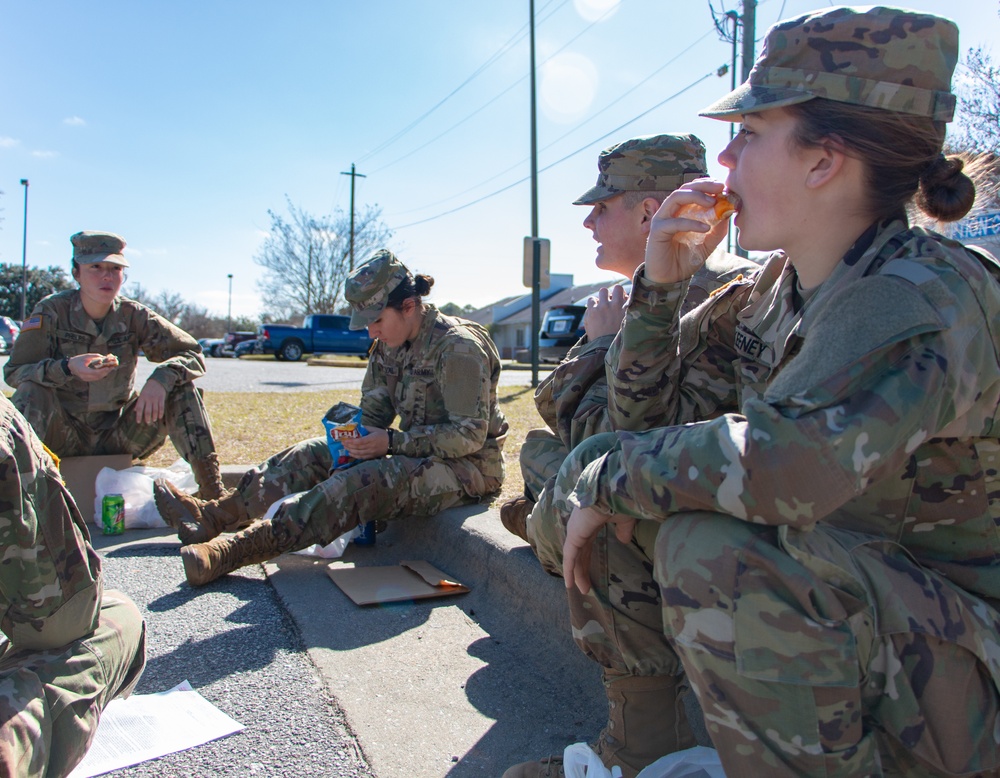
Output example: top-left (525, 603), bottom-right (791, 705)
top-left (67, 680), bottom-right (244, 778)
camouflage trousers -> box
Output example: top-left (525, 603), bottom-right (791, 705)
top-left (12, 382), bottom-right (217, 463)
top-left (518, 427), bottom-right (569, 504)
top-left (528, 434), bottom-right (677, 674)
top-left (533, 432), bottom-right (1000, 776)
top-left (235, 437), bottom-right (492, 550)
top-left (0, 590), bottom-right (146, 778)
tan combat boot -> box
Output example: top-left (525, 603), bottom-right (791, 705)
top-left (189, 452), bottom-right (228, 501)
top-left (502, 673), bottom-right (696, 778)
top-left (153, 478), bottom-right (251, 545)
top-left (499, 495), bottom-right (535, 543)
top-left (180, 520), bottom-right (286, 586)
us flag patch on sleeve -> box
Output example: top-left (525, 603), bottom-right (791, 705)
top-left (20, 316), bottom-right (42, 331)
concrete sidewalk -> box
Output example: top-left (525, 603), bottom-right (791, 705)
top-left (217, 465), bottom-right (606, 776)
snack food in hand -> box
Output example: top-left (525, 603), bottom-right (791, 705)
top-left (88, 354), bottom-right (120, 369)
top-left (673, 192), bottom-right (739, 248)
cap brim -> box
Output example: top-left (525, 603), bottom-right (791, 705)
top-left (573, 184), bottom-right (620, 206)
top-left (77, 253), bottom-right (130, 267)
top-left (349, 307), bottom-right (380, 330)
top-left (699, 82), bottom-right (816, 121)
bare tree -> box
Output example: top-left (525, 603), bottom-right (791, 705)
top-left (951, 47), bottom-right (1000, 155)
top-left (254, 197), bottom-right (392, 318)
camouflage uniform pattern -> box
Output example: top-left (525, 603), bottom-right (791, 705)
top-left (521, 128), bottom-right (757, 535)
top-left (524, 250), bottom-right (758, 567)
top-left (700, 6), bottom-right (958, 122)
top-left (234, 307), bottom-right (508, 548)
top-left (545, 217), bottom-right (1000, 775)
top-left (4, 290), bottom-right (217, 463)
top-left (0, 395), bottom-right (145, 777)
top-left (573, 134), bottom-right (709, 205)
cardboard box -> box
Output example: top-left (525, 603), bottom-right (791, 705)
top-left (60, 454), bottom-right (133, 523)
top-left (326, 560), bottom-right (470, 606)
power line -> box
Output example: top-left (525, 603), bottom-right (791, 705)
top-left (358, 0), bottom-right (570, 164)
top-left (386, 25), bottom-right (718, 219)
top-left (390, 68), bottom-right (721, 231)
top-left (366, 0), bottom-right (619, 176)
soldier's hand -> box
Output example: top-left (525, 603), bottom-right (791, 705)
top-left (563, 505), bottom-right (634, 594)
top-left (342, 427), bottom-right (389, 460)
top-left (583, 285), bottom-right (627, 340)
top-left (135, 379), bottom-right (167, 424)
top-left (645, 178), bottom-right (729, 284)
top-left (68, 353), bottom-right (118, 382)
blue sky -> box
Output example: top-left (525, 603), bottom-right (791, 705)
top-left (2, 0), bottom-right (998, 318)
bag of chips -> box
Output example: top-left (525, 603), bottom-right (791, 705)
top-left (322, 402), bottom-right (369, 470)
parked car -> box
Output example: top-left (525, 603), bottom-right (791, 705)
top-left (0, 316), bottom-right (20, 353)
top-left (220, 331), bottom-right (257, 357)
top-left (198, 337), bottom-right (225, 357)
top-left (258, 314), bottom-right (372, 361)
top-left (538, 304), bottom-right (586, 363)
top-left (233, 338), bottom-right (261, 358)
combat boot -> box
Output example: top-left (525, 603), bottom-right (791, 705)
top-left (180, 520), bottom-right (287, 586)
top-left (499, 495), bottom-right (534, 543)
top-left (153, 478), bottom-right (251, 545)
top-left (189, 452), bottom-right (228, 501)
top-left (501, 673), bottom-right (696, 778)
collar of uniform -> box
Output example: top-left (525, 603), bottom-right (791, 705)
top-left (798, 215), bottom-right (911, 335)
top-left (410, 304), bottom-right (440, 353)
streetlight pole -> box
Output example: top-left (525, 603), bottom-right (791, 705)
top-left (227, 274), bottom-right (233, 333)
top-left (19, 179), bottom-right (28, 321)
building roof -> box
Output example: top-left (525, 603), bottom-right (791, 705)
top-left (468, 278), bottom-right (625, 327)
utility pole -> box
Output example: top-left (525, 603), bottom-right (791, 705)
top-left (740, 0), bottom-right (757, 81)
top-left (19, 179), bottom-right (28, 321)
top-left (340, 163), bottom-right (366, 271)
top-left (529, 0), bottom-right (541, 388)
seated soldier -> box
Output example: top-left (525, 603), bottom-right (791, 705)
top-left (0, 394), bottom-right (145, 778)
top-left (500, 133), bottom-right (755, 546)
top-left (4, 231), bottom-right (227, 499)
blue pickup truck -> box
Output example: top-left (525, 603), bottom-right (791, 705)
top-left (258, 314), bottom-right (372, 361)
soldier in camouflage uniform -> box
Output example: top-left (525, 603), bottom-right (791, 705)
top-left (514, 6), bottom-right (1000, 778)
top-left (502, 134), bottom-right (756, 545)
top-left (0, 394), bottom-right (145, 777)
top-left (154, 249), bottom-right (508, 587)
top-left (4, 231), bottom-right (227, 499)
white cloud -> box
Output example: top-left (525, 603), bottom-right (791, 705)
top-left (63, 116), bottom-right (86, 126)
top-left (0, 137), bottom-right (19, 148)
top-left (573, 0), bottom-right (620, 23)
top-left (31, 150), bottom-right (59, 158)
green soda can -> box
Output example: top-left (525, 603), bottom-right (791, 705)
top-left (102, 494), bottom-right (125, 535)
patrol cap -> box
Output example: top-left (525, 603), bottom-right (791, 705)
top-left (573, 133), bottom-right (709, 205)
top-left (700, 6), bottom-right (958, 122)
top-left (71, 231), bottom-right (129, 267)
top-left (345, 249), bottom-right (410, 330)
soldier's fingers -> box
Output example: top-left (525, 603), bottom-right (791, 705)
top-left (573, 545), bottom-right (593, 595)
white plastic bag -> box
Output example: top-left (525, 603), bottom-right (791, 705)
top-left (562, 744), bottom-right (726, 778)
top-left (94, 460), bottom-right (197, 530)
top-left (635, 746), bottom-right (726, 778)
top-left (562, 743), bottom-right (619, 778)
top-left (262, 492), bottom-right (360, 559)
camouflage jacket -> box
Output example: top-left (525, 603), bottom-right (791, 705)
top-left (535, 249), bottom-right (759, 453)
top-left (579, 216), bottom-right (1000, 602)
top-left (361, 306), bottom-right (508, 485)
top-left (4, 290), bottom-right (206, 418)
top-left (0, 395), bottom-right (102, 651)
